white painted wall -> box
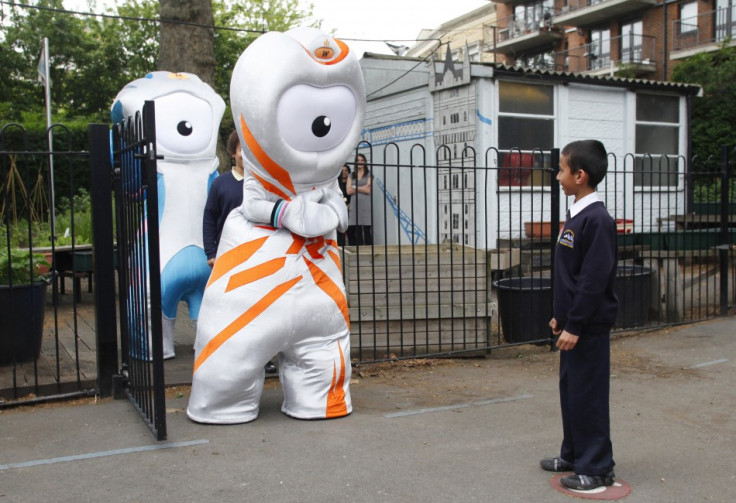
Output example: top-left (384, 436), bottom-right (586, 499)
top-left (359, 55), bottom-right (690, 248)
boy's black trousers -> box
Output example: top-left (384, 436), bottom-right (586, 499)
top-left (558, 332), bottom-right (615, 475)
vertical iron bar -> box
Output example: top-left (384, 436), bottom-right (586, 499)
top-left (141, 101), bottom-right (166, 440)
top-left (550, 148), bottom-right (560, 350)
top-left (719, 145), bottom-right (729, 316)
top-left (89, 124), bottom-right (118, 397)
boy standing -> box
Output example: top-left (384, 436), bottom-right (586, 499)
top-left (541, 140), bottom-right (619, 491)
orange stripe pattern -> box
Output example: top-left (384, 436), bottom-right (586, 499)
top-left (226, 257), bottom-right (286, 292)
top-left (193, 276), bottom-right (302, 374)
top-left (207, 237), bottom-right (268, 288)
top-left (304, 256), bottom-right (349, 328)
top-left (326, 343), bottom-right (348, 417)
top-left (240, 114), bottom-right (295, 195)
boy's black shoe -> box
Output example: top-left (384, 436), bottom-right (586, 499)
top-left (560, 471), bottom-right (616, 491)
top-left (540, 457), bottom-right (573, 472)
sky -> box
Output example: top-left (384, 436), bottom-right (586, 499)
top-left (304, 0), bottom-right (490, 56)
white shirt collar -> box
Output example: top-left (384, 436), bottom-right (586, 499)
top-left (231, 168), bottom-right (244, 181)
top-left (569, 192), bottom-right (600, 218)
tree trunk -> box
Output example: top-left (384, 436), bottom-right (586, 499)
top-left (158, 0), bottom-right (216, 87)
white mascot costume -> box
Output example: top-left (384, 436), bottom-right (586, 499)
top-left (187, 27), bottom-right (365, 424)
top-left (111, 71), bottom-right (226, 359)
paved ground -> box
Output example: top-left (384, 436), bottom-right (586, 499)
top-left (1, 317), bottom-right (734, 502)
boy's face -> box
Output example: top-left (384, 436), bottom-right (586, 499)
top-left (557, 154), bottom-right (585, 198)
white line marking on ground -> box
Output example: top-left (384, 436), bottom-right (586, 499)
top-left (384, 394), bottom-right (533, 418)
top-left (0, 439), bottom-right (210, 471)
top-left (687, 358), bottom-right (729, 369)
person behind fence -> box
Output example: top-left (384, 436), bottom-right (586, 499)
top-left (541, 139), bottom-right (619, 492)
top-left (203, 131), bottom-right (244, 269)
top-left (202, 130), bottom-right (278, 375)
top-left (346, 153), bottom-right (372, 245)
top-left (337, 163), bottom-right (351, 246)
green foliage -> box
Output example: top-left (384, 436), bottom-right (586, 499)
top-left (1, 188), bottom-right (95, 249)
top-left (0, 248), bottom-right (50, 285)
top-left (54, 188), bottom-right (94, 246)
top-left (1, 0), bottom-right (315, 167)
top-left (671, 46), bottom-right (736, 169)
top-left (692, 178), bottom-right (736, 203)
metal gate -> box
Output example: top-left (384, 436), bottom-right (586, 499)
top-left (108, 101), bottom-right (167, 440)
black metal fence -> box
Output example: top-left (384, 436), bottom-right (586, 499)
top-left (108, 102), bottom-right (167, 440)
top-left (1, 123), bottom-right (99, 406)
top-left (343, 144), bottom-right (735, 362)
top-left (2, 124), bottom-right (734, 407)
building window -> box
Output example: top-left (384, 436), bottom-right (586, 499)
top-left (513, 0), bottom-right (554, 34)
top-left (679, 2), bottom-right (698, 34)
top-left (517, 50), bottom-right (556, 71)
top-left (635, 93), bottom-right (681, 187)
top-left (497, 80), bottom-right (554, 187)
top-left (588, 28), bottom-right (611, 70)
top-left (453, 214), bottom-right (459, 229)
top-left (452, 174), bottom-right (459, 189)
top-left (468, 43), bottom-right (481, 63)
top-left (621, 20), bottom-right (643, 64)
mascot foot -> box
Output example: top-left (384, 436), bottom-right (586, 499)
top-left (162, 314), bottom-right (176, 359)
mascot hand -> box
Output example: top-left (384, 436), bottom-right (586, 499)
top-left (281, 190), bottom-right (339, 238)
top-left (320, 189), bottom-right (349, 233)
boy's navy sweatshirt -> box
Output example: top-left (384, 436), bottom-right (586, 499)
top-left (553, 201), bottom-right (618, 336)
top-left (203, 171), bottom-right (243, 260)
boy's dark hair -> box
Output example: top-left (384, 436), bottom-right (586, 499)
top-left (226, 130), bottom-right (240, 158)
top-left (561, 140), bottom-right (608, 188)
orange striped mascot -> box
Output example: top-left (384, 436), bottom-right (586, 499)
top-left (187, 27), bottom-right (365, 423)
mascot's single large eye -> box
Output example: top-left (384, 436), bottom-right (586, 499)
top-left (312, 116), bottom-right (331, 137)
top-left (177, 121), bottom-right (194, 136)
top-left (277, 84), bottom-right (357, 152)
top-left (154, 92), bottom-right (214, 154)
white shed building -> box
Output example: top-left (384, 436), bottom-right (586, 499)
top-left (357, 48), bottom-right (701, 249)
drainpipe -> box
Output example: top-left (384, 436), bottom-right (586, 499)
top-left (663, 0), bottom-right (679, 79)
top-left (663, 0), bottom-right (668, 78)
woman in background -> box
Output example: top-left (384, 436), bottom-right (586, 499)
top-left (346, 154), bottom-right (372, 246)
top-left (337, 164), bottom-right (351, 246)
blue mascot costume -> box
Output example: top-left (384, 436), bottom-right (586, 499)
top-left (111, 71), bottom-right (225, 359)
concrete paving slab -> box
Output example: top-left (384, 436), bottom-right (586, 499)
top-left (1, 317), bottom-right (734, 502)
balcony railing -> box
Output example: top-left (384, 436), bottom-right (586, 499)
top-left (553, 0), bottom-right (658, 28)
top-left (546, 33), bottom-right (657, 75)
top-left (494, 13), bottom-right (563, 54)
top-left (672, 6), bottom-right (736, 54)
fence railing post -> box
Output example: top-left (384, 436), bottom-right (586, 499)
top-left (89, 124), bottom-right (118, 396)
top-left (550, 148), bottom-right (560, 350)
top-left (719, 145), bottom-right (729, 316)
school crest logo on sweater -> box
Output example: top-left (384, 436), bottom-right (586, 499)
top-left (559, 229), bottom-right (575, 249)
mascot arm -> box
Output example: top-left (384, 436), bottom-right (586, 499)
top-left (320, 180), bottom-right (349, 233)
top-left (242, 174), bottom-right (339, 238)
top-left (241, 174), bottom-right (280, 224)
top-left (280, 190), bottom-right (340, 238)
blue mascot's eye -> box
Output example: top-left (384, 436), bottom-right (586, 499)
top-left (177, 121), bottom-right (193, 136)
top-left (311, 116), bottom-right (331, 137)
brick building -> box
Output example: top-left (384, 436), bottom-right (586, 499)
top-left (492, 0), bottom-right (736, 80)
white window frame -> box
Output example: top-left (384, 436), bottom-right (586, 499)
top-left (496, 80), bottom-right (556, 192)
top-left (633, 92), bottom-right (686, 192)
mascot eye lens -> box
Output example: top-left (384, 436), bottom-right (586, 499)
top-left (177, 121), bottom-right (194, 136)
top-left (311, 116), bottom-right (331, 137)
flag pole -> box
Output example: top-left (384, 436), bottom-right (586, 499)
top-left (41, 37), bottom-right (57, 245)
